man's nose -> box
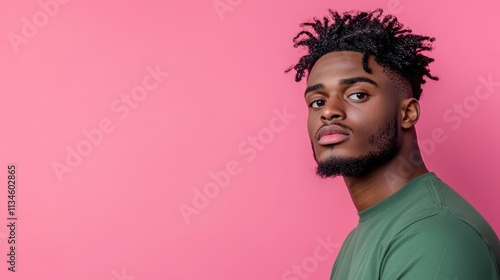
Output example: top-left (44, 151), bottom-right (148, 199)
top-left (321, 97), bottom-right (345, 122)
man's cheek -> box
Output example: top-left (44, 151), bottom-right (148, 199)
top-left (308, 130), bottom-right (315, 142)
top-left (354, 136), bottom-right (377, 156)
top-left (307, 121), bottom-right (316, 141)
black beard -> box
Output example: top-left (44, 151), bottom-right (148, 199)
top-left (315, 117), bottom-right (399, 178)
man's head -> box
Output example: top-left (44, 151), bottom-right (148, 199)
top-left (285, 9), bottom-right (438, 178)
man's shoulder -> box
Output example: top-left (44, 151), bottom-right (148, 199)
top-left (395, 211), bottom-right (488, 240)
top-left (389, 212), bottom-right (500, 273)
top-left (393, 173), bottom-right (492, 233)
top-left (412, 174), bottom-right (499, 246)
top-left (391, 175), bottom-right (500, 254)
top-left (346, 210), bottom-right (500, 279)
top-left (387, 174), bottom-right (500, 269)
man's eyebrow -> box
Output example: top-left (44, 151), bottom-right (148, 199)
top-left (304, 77), bottom-right (379, 96)
top-left (304, 83), bottom-right (325, 96)
top-left (339, 76), bottom-right (379, 87)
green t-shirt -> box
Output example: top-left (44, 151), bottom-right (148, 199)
top-left (330, 172), bottom-right (500, 279)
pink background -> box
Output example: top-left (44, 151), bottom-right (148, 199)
top-left (0, 0), bottom-right (499, 279)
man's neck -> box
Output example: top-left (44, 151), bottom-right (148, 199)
top-left (342, 154), bottom-right (429, 213)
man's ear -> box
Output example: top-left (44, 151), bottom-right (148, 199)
top-left (400, 98), bottom-right (420, 129)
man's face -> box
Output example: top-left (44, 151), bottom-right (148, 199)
top-left (305, 51), bottom-right (403, 178)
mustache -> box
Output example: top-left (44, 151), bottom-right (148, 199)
top-left (328, 121), bottom-right (352, 132)
top-left (317, 122), bottom-right (353, 136)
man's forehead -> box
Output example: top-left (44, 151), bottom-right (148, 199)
top-left (312, 51), bottom-right (364, 69)
top-left (308, 54), bottom-right (374, 82)
top-left (306, 52), bottom-right (400, 86)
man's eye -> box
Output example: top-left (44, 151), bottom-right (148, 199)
top-left (348, 92), bottom-right (368, 101)
top-left (309, 100), bottom-right (325, 108)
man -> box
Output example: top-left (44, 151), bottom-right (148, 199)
top-left (285, 8), bottom-right (500, 279)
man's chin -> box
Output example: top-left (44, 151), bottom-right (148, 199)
top-left (316, 156), bottom-right (367, 178)
top-left (315, 151), bottom-right (393, 178)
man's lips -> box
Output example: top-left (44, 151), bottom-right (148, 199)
top-left (316, 124), bottom-right (350, 145)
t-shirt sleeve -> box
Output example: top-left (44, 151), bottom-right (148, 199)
top-left (380, 213), bottom-right (499, 280)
